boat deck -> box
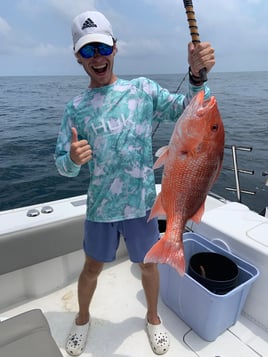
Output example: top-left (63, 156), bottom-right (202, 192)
top-left (1, 254), bottom-right (268, 357)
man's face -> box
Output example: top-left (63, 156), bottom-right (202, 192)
top-left (76, 42), bottom-right (117, 88)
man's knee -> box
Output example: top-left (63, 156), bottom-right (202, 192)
top-left (139, 262), bottom-right (158, 276)
top-left (83, 256), bottom-right (104, 278)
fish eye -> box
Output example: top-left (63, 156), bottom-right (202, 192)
top-left (211, 124), bottom-right (218, 132)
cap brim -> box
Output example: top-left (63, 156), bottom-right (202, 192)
top-left (74, 34), bottom-right (113, 53)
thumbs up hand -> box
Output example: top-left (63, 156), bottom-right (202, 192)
top-left (70, 127), bottom-right (92, 165)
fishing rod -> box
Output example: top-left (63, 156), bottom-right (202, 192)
top-left (183, 0), bottom-right (207, 82)
top-left (153, 0), bottom-right (206, 137)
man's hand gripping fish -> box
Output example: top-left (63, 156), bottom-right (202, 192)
top-left (144, 90), bottom-right (225, 276)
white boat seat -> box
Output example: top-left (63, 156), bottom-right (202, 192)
top-left (0, 215), bottom-right (84, 274)
top-left (0, 309), bottom-right (63, 357)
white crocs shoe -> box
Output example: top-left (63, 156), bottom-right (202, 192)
top-left (146, 317), bottom-right (170, 355)
top-left (65, 318), bottom-right (90, 356)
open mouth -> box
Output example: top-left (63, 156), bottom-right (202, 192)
top-left (92, 64), bottom-right (108, 74)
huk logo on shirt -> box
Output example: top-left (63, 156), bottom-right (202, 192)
top-left (82, 18), bottom-right (97, 30)
top-left (89, 114), bottom-right (135, 136)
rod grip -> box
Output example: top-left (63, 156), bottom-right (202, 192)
top-left (184, 2), bottom-right (207, 82)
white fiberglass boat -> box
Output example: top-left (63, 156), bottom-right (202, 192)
top-left (0, 173), bottom-right (268, 356)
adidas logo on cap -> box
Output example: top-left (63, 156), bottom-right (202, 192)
top-left (82, 18), bottom-right (97, 30)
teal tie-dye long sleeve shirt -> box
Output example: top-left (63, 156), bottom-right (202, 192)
top-left (55, 77), bottom-right (210, 222)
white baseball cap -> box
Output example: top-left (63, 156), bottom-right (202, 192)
top-left (72, 11), bottom-right (114, 53)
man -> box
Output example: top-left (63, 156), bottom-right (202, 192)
top-left (55, 10), bottom-right (215, 356)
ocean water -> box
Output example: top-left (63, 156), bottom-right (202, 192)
top-left (1, 72), bottom-right (268, 213)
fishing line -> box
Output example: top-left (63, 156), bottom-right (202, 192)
top-left (152, 71), bottom-right (187, 138)
top-left (175, 71), bottom-right (188, 94)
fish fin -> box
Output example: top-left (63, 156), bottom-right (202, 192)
top-left (148, 192), bottom-right (166, 221)
top-left (153, 146), bottom-right (169, 169)
top-left (144, 236), bottom-right (185, 276)
top-left (190, 201), bottom-right (205, 223)
top-left (155, 145), bottom-right (169, 157)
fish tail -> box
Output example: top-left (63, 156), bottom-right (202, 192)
top-left (144, 235), bottom-right (185, 276)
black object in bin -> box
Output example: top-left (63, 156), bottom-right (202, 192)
top-left (188, 252), bottom-right (239, 294)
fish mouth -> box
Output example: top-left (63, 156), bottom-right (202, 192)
top-left (193, 90), bottom-right (216, 111)
top-left (197, 96), bottom-right (217, 116)
top-left (204, 96), bottom-right (216, 107)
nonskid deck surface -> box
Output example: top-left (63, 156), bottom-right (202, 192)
top-left (1, 258), bottom-right (267, 357)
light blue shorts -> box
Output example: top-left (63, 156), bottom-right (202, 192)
top-left (83, 211), bottom-right (159, 263)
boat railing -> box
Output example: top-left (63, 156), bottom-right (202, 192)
top-left (223, 145), bottom-right (256, 203)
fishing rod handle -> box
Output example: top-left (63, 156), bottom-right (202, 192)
top-left (183, 0), bottom-right (207, 82)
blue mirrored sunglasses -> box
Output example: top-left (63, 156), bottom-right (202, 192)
top-left (79, 43), bottom-right (113, 59)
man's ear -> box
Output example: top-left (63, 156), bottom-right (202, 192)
top-left (112, 44), bottom-right (118, 56)
top-left (75, 53), bottom-right (82, 64)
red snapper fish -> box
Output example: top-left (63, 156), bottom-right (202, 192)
top-left (144, 90), bottom-right (225, 275)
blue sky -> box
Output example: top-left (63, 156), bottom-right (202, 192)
top-left (0, 0), bottom-right (267, 76)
